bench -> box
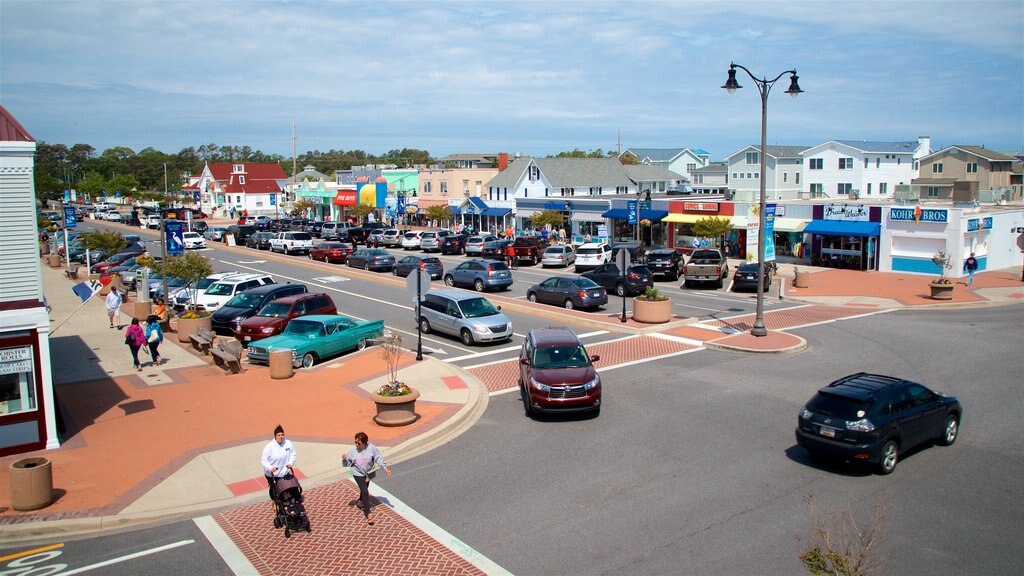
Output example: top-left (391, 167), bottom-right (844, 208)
top-left (211, 339), bottom-right (243, 374)
top-left (64, 265), bottom-right (80, 280)
top-left (189, 327), bottom-right (214, 355)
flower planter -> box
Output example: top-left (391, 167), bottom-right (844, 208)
top-left (371, 387), bottom-right (420, 427)
top-left (929, 282), bottom-right (954, 300)
top-left (632, 297), bottom-right (672, 324)
top-left (176, 315), bottom-right (212, 343)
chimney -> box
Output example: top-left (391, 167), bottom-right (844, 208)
top-left (498, 153), bottom-right (509, 172)
top-left (916, 136), bottom-right (931, 159)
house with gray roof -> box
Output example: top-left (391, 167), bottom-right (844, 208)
top-left (913, 145), bottom-right (1021, 201)
top-left (725, 145), bottom-right (808, 201)
top-left (691, 161), bottom-right (729, 194)
top-left (620, 147), bottom-right (710, 184)
top-left (485, 157), bottom-right (684, 202)
top-left (799, 137), bottom-right (930, 200)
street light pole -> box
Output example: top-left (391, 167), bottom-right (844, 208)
top-left (722, 62), bottom-right (802, 337)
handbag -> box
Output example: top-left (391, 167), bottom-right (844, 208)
top-left (147, 331), bottom-right (160, 343)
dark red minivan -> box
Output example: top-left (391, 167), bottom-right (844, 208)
top-left (235, 293), bottom-right (337, 344)
top-left (518, 327), bottom-right (601, 417)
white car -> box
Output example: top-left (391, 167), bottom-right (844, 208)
top-left (105, 211), bottom-right (124, 222)
top-left (401, 231), bottom-right (424, 250)
top-left (182, 232), bottom-right (207, 249)
top-left (574, 242), bottom-right (613, 272)
top-left (193, 273), bottom-right (275, 311)
top-left (145, 214), bottom-right (161, 229)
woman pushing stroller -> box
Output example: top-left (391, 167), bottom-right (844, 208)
top-left (260, 424), bottom-right (310, 536)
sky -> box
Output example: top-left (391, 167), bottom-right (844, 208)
top-left (2, 0), bottom-right (1022, 162)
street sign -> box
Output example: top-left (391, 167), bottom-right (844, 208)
top-left (406, 269), bottom-right (431, 296)
top-left (627, 200), bottom-right (637, 225)
top-left (165, 221), bottom-right (185, 256)
top-left (615, 248), bottom-right (630, 269)
top-left (639, 200), bottom-right (651, 210)
top-left (63, 206), bottom-right (77, 229)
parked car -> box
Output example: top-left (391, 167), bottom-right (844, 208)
top-left (574, 242), bottom-right (613, 272)
top-left (105, 211), bottom-right (124, 222)
top-left (211, 283), bottom-right (308, 336)
top-left (419, 230), bottom-right (453, 252)
top-left (392, 255), bottom-right (443, 279)
top-left (795, 372), bottom-right (962, 474)
top-left (527, 276), bottom-right (607, 310)
top-left (440, 233), bottom-right (468, 255)
top-left (416, 289), bottom-right (513, 345)
top-left (90, 247), bottom-right (145, 274)
top-left (344, 222), bottom-right (386, 245)
top-left (146, 274), bottom-right (188, 301)
top-left (189, 220), bottom-right (209, 235)
top-left (320, 221), bottom-right (353, 241)
top-left (289, 218), bottom-right (308, 231)
top-left (401, 231), bottom-right (424, 250)
top-left (193, 273), bottom-right (275, 311)
top-left (204, 227), bottom-right (228, 241)
top-left (309, 241), bottom-right (354, 264)
top-left (245, 315), bottom-right (384, 369)
top-left (346, 248), bottom-right (395, 272)
top-left (382, 228), bottom-right (409, 247)
top-left (518, 327), bottom-right (602, 416)
top-left (182, 232), bottom-right (207, 249)
top-left (541, 245), bottom-right (576, 268)
top-left (581, 263), bottom-right (654, 297)
top-left (682, 249), bottom-right (730, 289)
top-left (171, 271), bottom-right (242, 311)
top-left (367, 228), bottom-right (386, 246)
top-left (480, 239), bottom-right (512, 260)
top-left (464, 235), bottom-right (498, 256)
top-left (246, 231), bottom-right (275, 250)
top-left (269, 231), bottom-right (314, 255)
top-left (443, 259), bottom-right (513, 292)
top-left (145, 214), bottom-right (162, 229)
top-left (305, 221), bottom-right (324, 237)
top-left (643, 248), bottom-right (684, 281)
top-left (225, 224), bottom-right (257, 244)
top-left (732, 262), bottom-right (774, 291)
top-left (235, 292), bottom-right (338, 344)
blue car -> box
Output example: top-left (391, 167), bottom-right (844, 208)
top-left (245, 314), bottom-right (385, 369)
top-left (443, 259), bottom-right (513, 292)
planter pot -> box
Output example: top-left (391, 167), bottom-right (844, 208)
top-left (793, 270), bottom-right (810, 288)
top-left (372, 387), bottom-right (420, 427)
top-left (176, 315), bottom-right (212, 343)
top-left (632, 297), bottom-right (672, 324)
top-left (929, 282), bottom-right (955, 300)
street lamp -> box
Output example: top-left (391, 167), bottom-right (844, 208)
top-left (722, 62), bottom-right (802, 337)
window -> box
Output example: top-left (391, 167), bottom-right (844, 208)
top-left (876, 158), bottom-right (881, 168)
top-left (423, 181), bottom-right (432, 194)
top-left (0, 346), bottom-right (37, 416)
top-left (966, 163), bottom-right (978, 173)
top-left (837, 183), bottom-right (853, 195)
top-left (839, 158), bottom-right (854, 170)
top-left (927, 186), bottom-right (941, 197)
top-left (239, 175), bottom-right (246, 184)
top-left (933, 163), bottom-right (943, 173)
top-left (440, 181), bottom-right (448, 196)
top-left (462, 180), bottom-right (469, 195)
top-left (864, 158), bottom-right (869, 168)
top-left (746, 152), bottom-right (759, 165)
top-left (879, 183), bottom-right (888, 195)
top-left (754, 172), bottom-right (759, 179)
top-left (475, 181), bottom-right (482, 194)
top-left (528, 166), bottom-right (540, 181)
top-left (233, 164), bottom-right (244, 173)
top-left (866, 183), bottom-right (872, 195)
top-left (746, 173), bottom-right (752, 179)
top-left (809, 158), bottom-right (823, 170)
top-left (687, 163), bottom-right (697, 172)
top-left (732, 172), bottom-right (738, 179)
top-left (783, 173), bottom-right (788, 183)
top-left (796, 173), bottom-right (800, 184)
top-left (810, 183), bottom-right (823, 197)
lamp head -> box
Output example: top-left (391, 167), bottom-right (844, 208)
top-left (786, 73), bottom-right (803, 98)
top-left (722, 66), bottom-right (741, 94)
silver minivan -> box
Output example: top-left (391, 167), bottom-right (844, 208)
top-left (416, 289), bottom-right (513, 346)
top-left (320, 221), bottom-right (351, 240)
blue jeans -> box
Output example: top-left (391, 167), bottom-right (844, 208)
top-left (967, 269), bottom-right (975, 284)
top-left (129, 345), bottom-right (142, 368)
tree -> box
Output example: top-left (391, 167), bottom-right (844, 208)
top-left (77, 171), bottom-right (106, 199)
top-left (349, 204), bottom-right (376, 223)
top-left (425, 205), bottom-right (452, 225)
top-left (77, 230), bottom-right (128, 259)
top-left (619, 152), bottom-right (639, 165)
top-left (107, 174), bottom-right (140, 197)
top-left (292, 198), bottom-right (319, 218)
top-left (691, 216), bottom-right (733, 243)
top-left (799, 494), bottom-right (888, 576)
top-left (530, 209), bottom-right (566, 230)
top-left (158, 252), bottom-right (214, 317)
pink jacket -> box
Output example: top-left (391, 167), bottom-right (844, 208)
top-left (125, 324), bottom-right (145, 347)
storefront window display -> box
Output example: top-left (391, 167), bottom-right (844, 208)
top-left (814, 235), bottom-right (867, 270)
top-left (575, 220), bottom-right (603, 242)
top-left (0, 346), bottom-right (36, 416)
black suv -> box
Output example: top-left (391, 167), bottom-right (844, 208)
top-left (795, 373), bottom-right (961, 474)
top-left (581, 263), bottom-right (653, 297)
top-left (439, 233), bottom-right (468, 255)
top-left (643, 248), bottom-right (684, 281)
top-left (211, 282), bottom-right (309, 335)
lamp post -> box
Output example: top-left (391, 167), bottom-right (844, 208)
top-left (722, 62), bottom-right (802, 337)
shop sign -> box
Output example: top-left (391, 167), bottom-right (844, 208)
top-left (682, 201), bottom-right (719, 212)
top-left (544, 201), bottom-right (568, 211)
top-left (966, 217), bottom-right (993, 232)
top-left (889, 207), bottom-right (947, 223)
top-left (775, 204), bottom-right (786, 217)
top-left (0, 346), bottom-right (32, 376)
top-left (333, 191), bottom-right (357, 206)
top-left (824, 204), bottom-right (869, 221)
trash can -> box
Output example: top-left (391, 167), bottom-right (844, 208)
top-left (9, 457), bottom-right (53, 511)
top-left (269, 349), bottom-right (294, 380)
top-left (793, 269), bottom-right (810, 288)
top-left (46, 254), bottom-right (61, 269)
top-left (40, 242), bottom-right (50, 256)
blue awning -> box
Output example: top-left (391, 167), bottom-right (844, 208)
top-left (482, 208), bottom-right (511, 217)
top-left (466, 197), bottom-right (488, 211)
top-left (804, 220), bottom-right (880, 237)
top-left (601, 208), bottom-right (669, 222)
top-left (449, 206), bottom-right (461, 215)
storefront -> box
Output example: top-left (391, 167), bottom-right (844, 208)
top-left (803, 204), bottom-right (882, 270)
top-left (0, 329), bottom-right (53, 456)
top-left (294, 180), bottom-right (335, 220)
top-left (728, 204), bottom-right (809, 262)
top-left (601, 202), bottom-right (669, 247)
top-left (515, 198), bottom-right (610, 245)
top-left (664, 200), bottom-right (735, 254)
top-left (451, 197), bottom-right (513, 235)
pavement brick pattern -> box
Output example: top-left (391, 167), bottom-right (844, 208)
top-left (469, 335), bottom-right (697, 393)
top-left (215, 481), bottom-right (485, 576)
top-left (703, 305), bottom-right (873, 332)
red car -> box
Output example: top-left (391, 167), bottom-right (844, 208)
top-left (235, 293), bottom-right (337, 344)
top-left (518, 327), bottom-right (602, 417)
top-left (309, 241), bottom-right (354, 263)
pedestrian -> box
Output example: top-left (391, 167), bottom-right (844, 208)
top-left (505, 242), bottom-right (518, 270)
top-left (124, 318), bottom-right (146, 371)
top-left (541, 227), bottom-right (549, 244)
top-left (343, 431), bottom-right (391, 525)
top-left (558, 227), bottom-right (567, 245)
top-left (584, 233), bottom-right (592, 244)
top-left (261, 424), bottom-right (296, 501)
top-left (963, 252), bottom-right (979, 285)
top-left (229, 208), bottom-right (235, 220)
top-left (105, 288), bottom-right (123, 329)
top-left (145, 314), bottom-right (164, 366)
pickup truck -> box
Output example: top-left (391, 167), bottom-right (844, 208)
top-left (511, 236), bottom-right (547, 265)
top-left (269, 231), bottom-right (313, 255)
top-left (344, 222), bottom-right (386, 245)
top-left (682, 249), bottom-right (730, 288)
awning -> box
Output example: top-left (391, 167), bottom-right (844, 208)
top-left (663, 213), bottom-right (713, 224)
top-left (570, 212), bottom-right (606, 222)
top-left (450, 206), bottom-right (461, 215)
top-left (729, 216), bottom-right (806, 232)
top-left (515, 209), bottom-right (541, 218)
top-left (804, 220), bottom-right (880, 237)
top-left (482, 208), bottom-right (511, 217)
top-left (601, 208), bottom-right (669, 222)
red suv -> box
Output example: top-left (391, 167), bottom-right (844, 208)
top-left (235, 293), bottom-right (337, 344)
top-left (518, 327), bottom-right (601, 417)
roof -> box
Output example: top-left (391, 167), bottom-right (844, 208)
top-left (693, 162), bottom-right (728, 173)
top-left (0, 104), bottom-right (34, 142)
top-left (830, 140), bottom-right (920, 154)
top-left (623, 164), bottom-right (687, 183)
top-left (621, 148), bottom-right (686, 163)
top-left (207, 163), bottom-right (287, 194)
top-left (731, 145), bottom-right (808, 159)
top-left (285, 166), bottom-right (329, 184)
top-left (530, 326), bottom-right (581, 347)
top-left (486, 157), bottom-right (635, 189)
top-left (920, 145), bottom-right (1018, 163)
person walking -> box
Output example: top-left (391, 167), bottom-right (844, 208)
top-left (558, 227), bottom-right (567, 245)
top-left (124, 318), bottom-right (146, 371)
top-left (145, 314), bottom-right (164, 366)
top-left (343, 432), bottom-right (391, 525)
top-left (963, 252), bottom-right (979, 285)
top-left (261, 424), bottom-right (296, 500)
top-left (505, 242), bottom-right (518, 270)
top-left (105, 288), bottom-right (123, 329)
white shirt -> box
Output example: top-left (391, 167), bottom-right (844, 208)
top-left (261, 439), bottom-right (296, 477)
top-left (105, 290), bottom-right (122, 312)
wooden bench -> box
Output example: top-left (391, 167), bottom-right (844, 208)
top-left (189, 327), bottom-right (214, 355)
top-left (211, 339), bottom-right (243, 374)
top-left (64, 265), bottom-right (80, 280)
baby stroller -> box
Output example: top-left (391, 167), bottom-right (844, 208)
top-left (270, 475), bottom-right (311, 538)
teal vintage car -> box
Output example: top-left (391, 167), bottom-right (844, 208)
top-left (245, 314), bottom-right (384, 369)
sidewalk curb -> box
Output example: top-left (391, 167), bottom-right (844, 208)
top-left (704, 332), bottom-right (808, 355)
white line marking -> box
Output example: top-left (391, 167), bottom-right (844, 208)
top-left (650, 332), bottom-right (706, 347)
top-left (193, 516), bottom-right (260, 575)
top-left (362, 481), bottom-right (513, 575)
top-left (691, 323), bottom-right (741, 334)
top-left (55, 540), bottom-right (196, 575)
top-left (446, 344), bottom-right (522, 362)
top-left (776, 307), bottom-right (898, 331)
top-left (596, 347), bottom-right (704, 372)
top-left (464, 356), bottom-right (520, 370)
top-left (711, 303), bottom-right (813, 323)
top-left (576, 330), bottom-right (609, 339)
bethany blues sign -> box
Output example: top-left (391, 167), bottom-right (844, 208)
top-left (823, 204), bottom-right (869, 221)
